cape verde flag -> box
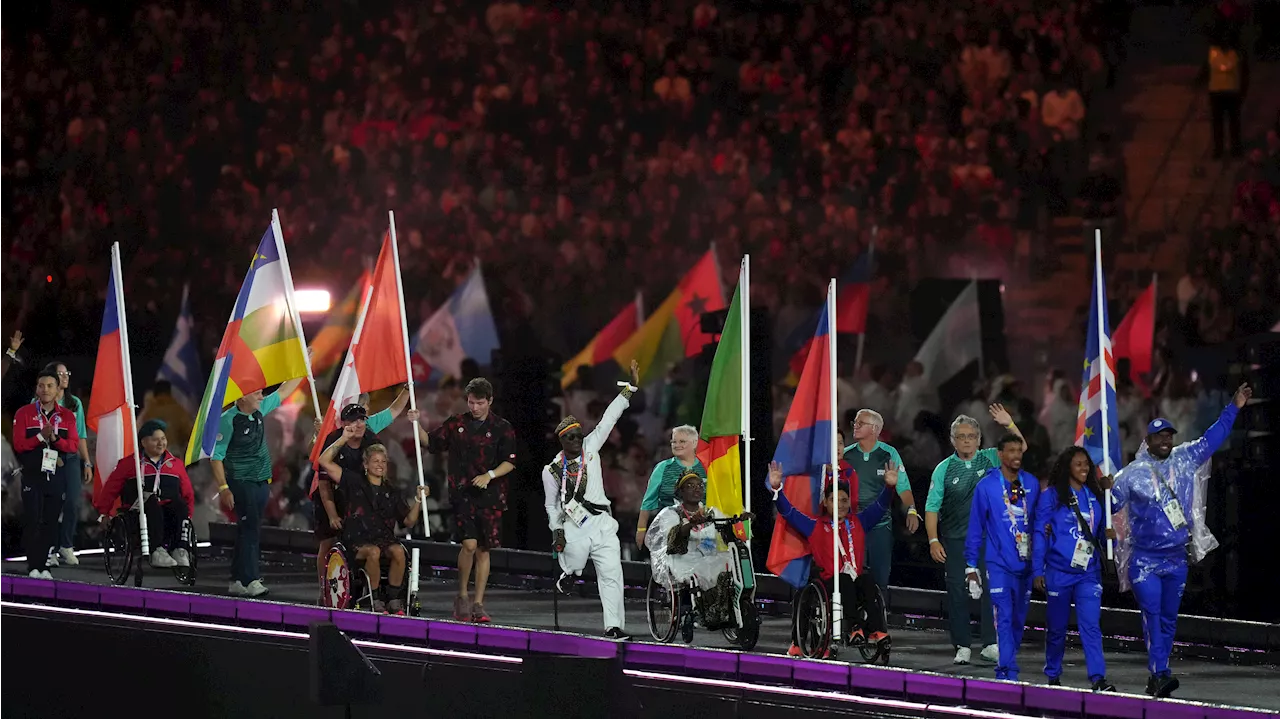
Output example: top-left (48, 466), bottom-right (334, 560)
top-left (87, 246), bottom-right (136, 493)
top-left (156, 284), bottom-right (202, 415)
top-left (1074, 264), bottom-right (1122, 475)
top-left (410, 263), bottom-right (500, 382)
top-left (767, 298), bottom-right (835, 589)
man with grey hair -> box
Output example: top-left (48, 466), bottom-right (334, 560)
top-left (636, 424), bottom-right (706, 548)
top-left (925, 403), bottom-right (1025, 665)
top-left (843, 408), bottom-right (915, 600)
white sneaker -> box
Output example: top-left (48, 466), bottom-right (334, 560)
top-left (981, 644), bottom-right (999, 663)
top-left (954, 647), bottom-right (972, 665)
top-left (150, 548), bottom-right (178, 568)
top-left (41, 569), bottom-right (53, 580)
top-left (29, 569), bottom-right (46, 579)
top-left (171, 548), bottom-right (191, 567)
top-left (228, 581), bottom-right (248, 596)
top-left (244, 579), bottom-right (269, 597)
top-left (46, 550), bottom-right (60, 568)
top-left (58, 548), bottom-right (80, 566)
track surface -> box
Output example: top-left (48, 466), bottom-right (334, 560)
top-left (7, 552), bottom-right (1279, 713)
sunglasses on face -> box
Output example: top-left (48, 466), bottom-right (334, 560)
top-left (1009, 479), bottom-right (1025, 502)
top-left (561, 431), bottom-right (583, 441)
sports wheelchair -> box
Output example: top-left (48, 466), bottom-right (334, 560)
top-left (646, 515), bottom-right (760, 650)
top-left (792, 570), bottom-right (890, 664)
top-left (102, 508), bottom-right (199, 587)
top-left (321, 540), bottom-right (420, 615)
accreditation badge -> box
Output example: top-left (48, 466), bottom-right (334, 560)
top-left (1071, 538), bottom-right (1094, 569)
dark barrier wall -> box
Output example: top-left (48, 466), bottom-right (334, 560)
top-left (1, 611), bottom-right (873, 719)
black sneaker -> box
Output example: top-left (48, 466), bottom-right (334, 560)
top-left (1091, 678), bottom-right (1116, 692)
top-left (1048, 677), bottom-right (1062, 687)
top-left (1153, 674), bottom-right (1179, 698)
top-left (1145, 675), bottom-right (1158, 696)
top-left (604, 627), bottom-right (631, 641)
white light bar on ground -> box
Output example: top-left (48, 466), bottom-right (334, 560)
top-left (294, 289), bottom-right (332, 313)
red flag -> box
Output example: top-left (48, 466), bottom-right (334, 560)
top-left (1112, 283), bottom-right (1155, 396)
top-left (309, 231), bottom-right (410, 465)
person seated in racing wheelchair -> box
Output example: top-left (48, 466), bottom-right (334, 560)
top-left (319, 426), bottom-right (428, 614)
top-left (768, 452), bottom-right (900, 658)
top-left (645, 471), bottom-right (753, 631)
top-left (94, 420), bottom-right (196, 568)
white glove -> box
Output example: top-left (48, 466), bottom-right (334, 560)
top-left (967, 569), bottom-right (983, 599)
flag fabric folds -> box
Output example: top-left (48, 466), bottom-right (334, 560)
top-left (1111, 281), bottom-right (1155, 395)
top-left (187, 223), bottom-right (310, 464)
top-left (1074, 269), bottom-right (1122, 475)
top-left (612, 248), bottom-right (724, 386)
top-left (561, 293), bottom-right (642, 390)
top-left (912, 281), bottom-right (982, 390)
top-left (310, 271), bottom-right (373, 377)
top-left (783, 250), bottom-right (873, 384)
top-left (696, 277), bottom-right (745, 518)
top-left (766, 298), bottom-right (834, 589)
top-left (310, 233), bottom-right (411, 465)
top-left (156, 284), bottom-right (203, 416)
top-left (410, 263), bottom-right (500, 382)
top-left (87, 253), bottom-right (135, 492)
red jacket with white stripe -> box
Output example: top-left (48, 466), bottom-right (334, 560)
top-left (95, 451), bottom-right (195, 518)
top-left (12, 401), bottom-right (80, 486)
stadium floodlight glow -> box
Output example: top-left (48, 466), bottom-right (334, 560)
top-left (294, 289), bottom-right (332, 314)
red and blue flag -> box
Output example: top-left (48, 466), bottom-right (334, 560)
top-left (1074, 264), bottom-right (1122, 475)
top-left (781, 250), bottom-right (872, 383)
top-left (767, 299), bottom-right (835, 588)
top-left (87, 248), bottom-right (136, 493)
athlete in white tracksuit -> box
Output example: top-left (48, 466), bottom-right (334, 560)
top-left (542, 360), bottom-right (639, 640)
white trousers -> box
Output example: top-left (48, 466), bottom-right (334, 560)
top-left (559, 512), bottom-right (625, 631)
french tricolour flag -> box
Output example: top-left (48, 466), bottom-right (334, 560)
top-left (87, 244), bottom-right (140, 493)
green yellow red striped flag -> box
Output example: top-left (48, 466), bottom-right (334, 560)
top-left (696, 271), bottom-right (745, 517)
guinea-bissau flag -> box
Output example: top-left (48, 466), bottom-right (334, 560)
top-left (695, 270), bottom-right (745, 518)
top-left (612, 248), bottom-right (724, 386)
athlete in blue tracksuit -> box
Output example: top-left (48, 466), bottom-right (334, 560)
top-left (1032, 447), bottom-right (1115, 692)
top-left (1111, 383), bottom-right (1250, 698)
top-left (965, 433), bottom-right (1040, 681)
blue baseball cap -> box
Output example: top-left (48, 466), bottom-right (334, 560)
top-left (1147, 418), bottom-right (1177, 435)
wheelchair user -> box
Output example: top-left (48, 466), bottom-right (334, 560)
top-left (94, 419), bottom-right (196, 568)
top-left (318, 425), bottom-right (429, 614)
top-left (645, 471), bottom-right (754, 630)
top-left (768, 446), bottom-right (900, 657)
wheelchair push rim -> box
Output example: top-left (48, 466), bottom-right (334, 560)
top-left (102, 516), bottom-right (134, 586)
top-left (794, 580), bottom-right (832, 659)
top-left (646, 576), bottom-right (680, 643)
top-left (171, 521), bottom-right (198, 585)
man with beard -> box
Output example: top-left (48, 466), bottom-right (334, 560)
top-left (426, 377), bottom-right (517, 624)
top-left (542, 360), bottom-right (640, 640)
top-left (1111, 383), bottom-right (1251, 698)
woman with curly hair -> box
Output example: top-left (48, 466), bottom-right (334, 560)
top-left (1030, 447), bottom-right (1116, 692)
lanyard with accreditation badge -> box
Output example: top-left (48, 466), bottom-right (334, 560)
top-left (560, 454), bottom-right (592, 528)
top-left (1149, 465), bottom-right (1188, 530)
top-left (1000, 473), bottom-right (1030, 560)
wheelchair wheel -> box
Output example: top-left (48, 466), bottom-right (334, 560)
top-left (794, 579), bottom-right (832, 659)
top-left (723, 598), bottom-right (761, 651)
top-left (409, 592), bottom-right (421, 617)
top-left (102, 516), bottom-right (135, 586)
top-left (645, 576), bottom-right (679, 643)
top-left (860, 636), bottom-right (890, 664)
top-left (323, 546), bottom-right (353, 609)
top-left (172, 522), bottom-right (198, 586)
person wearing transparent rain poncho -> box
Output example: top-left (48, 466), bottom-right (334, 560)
top-left (1111, 382), bottom-right (1252, 699)
top-left (645, 470), bottom-right (753, 631)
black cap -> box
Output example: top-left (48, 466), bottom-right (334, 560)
top-left (340, 404), bottom-right (369, 422)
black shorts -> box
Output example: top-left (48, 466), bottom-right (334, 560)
top-left (453, 501), bottom-right (502, 550)
top-left (312, 488), bottom-right (346, 541)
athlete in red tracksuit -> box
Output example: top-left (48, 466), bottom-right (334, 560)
top-left (13, 371), bottom-right (81, 576)
top-left (769, 455), bottom-right (900, 656)
top-left (94, 419), bottom-right (196, 568)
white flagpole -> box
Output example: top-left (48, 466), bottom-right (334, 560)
top-left (827, 278), bottom-right (843, 631)
top-left (389, 212), bottom-right (432, 602)
top-left (1095, 230), bottom-right (1114, 560)
top-left (112, 243), bottom-right (150, 557)
top-left (853, 227), bottom-right (876, 374)
top-left (740, 255), bottom-right (751, 519)
top-left (271, 209), bottom-right (322, 422)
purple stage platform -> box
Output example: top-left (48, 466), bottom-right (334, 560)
top-left (3, 574), bottom-right (1275, 719)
